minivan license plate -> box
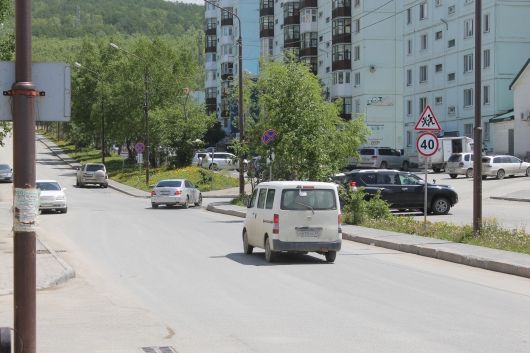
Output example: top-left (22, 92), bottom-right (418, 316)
top-left (297, 230), bottom-right (320, 237)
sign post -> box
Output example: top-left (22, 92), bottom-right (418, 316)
top-left (415, 106), bottom-right (441, 227)
top-left (262, 129), bottom-right (277, 181)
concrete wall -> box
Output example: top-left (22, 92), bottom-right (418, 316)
top-left (512, 63), bottom-right (530, 160)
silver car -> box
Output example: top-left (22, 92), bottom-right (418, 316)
top-left (0, 163), bottom-right (12, 182)
top-left (482, 155), bottom-right (530, 180)
top-left (150, 179), bottom-right (202, 209)
top-left (446, 153), bottom-right (475, 178)
top-left (36, 180), bottom-right (67, 213)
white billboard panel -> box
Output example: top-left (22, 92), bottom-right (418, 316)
top-left (0, 62), bottom-right (71, 122)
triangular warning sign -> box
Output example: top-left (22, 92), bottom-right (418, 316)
top-left (414, 105), bottom-right (441, 131)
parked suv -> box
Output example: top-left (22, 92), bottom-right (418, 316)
top-left (481, 155), bottom-right (530, 180)
top-left (347, 147), bottom-right (410, 171)
top-left (76, 163), bottom-right (108, 188)
top-left (446, 152), bottom-right (474, 178)
top-left (192, 151), bottom-right (247, 171)
top-left (343, 169), bottom-right (458, 215)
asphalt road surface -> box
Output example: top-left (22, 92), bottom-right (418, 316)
top-left (0, 137), bottom-right (529, 353)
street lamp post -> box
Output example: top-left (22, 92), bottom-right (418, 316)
top-left (74, 62), bottom-right (105, 165)
top-left (110, 43), bottom-right (150, 185)
top-left (204, 0), bottom-right (244, 195)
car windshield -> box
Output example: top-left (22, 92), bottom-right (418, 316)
top-left (86, 165), bottom-right (105, 172)
top-left (0, 164), bottom-right (9, 171)
top-left (156, 180), bottom-right (182, 188)
top-left (36, 182), bottom-right (61, 191)
top-left (280, 189), bottom-right (337, 211)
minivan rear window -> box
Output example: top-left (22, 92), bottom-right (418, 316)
top-left (280, 189), bottom-right (337, 211)
top-left (359, 148), bottom-right (375, 155)
top-left (86, 165), bottom-right (105, 172)
top-left (448, 154), bottom-right (463, 162)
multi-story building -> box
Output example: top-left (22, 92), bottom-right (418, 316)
top-left (403, 0), bottom-right (530, 159)
top-left (205, 0), bottom-right (260, 136)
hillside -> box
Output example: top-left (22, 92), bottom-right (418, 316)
top-left (20, 0), bottom-right (204, 39)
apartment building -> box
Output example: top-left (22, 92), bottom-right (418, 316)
top-left (205, 0), bottom-right (260, 135)
top-left (403, 0), bottom-right (530, 159)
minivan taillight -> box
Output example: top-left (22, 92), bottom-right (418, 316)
top-left (151, 191), bottom-right (156, 196)
top-left (174, 190), bottom-right (182, 195)
top-left (338, 214), bottom-right (342, 225)
top-left (273, 214), bottom-right (279, 234)
top-left (459, 162), bottom-right (464, 168)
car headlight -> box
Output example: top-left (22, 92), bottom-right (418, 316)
top-left (56, 195), bottom-right (66, 200)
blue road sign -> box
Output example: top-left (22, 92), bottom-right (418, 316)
top-left (135, 142), bottom-right (145, 153)
top-left (262, 129), bottom-right (278, 145)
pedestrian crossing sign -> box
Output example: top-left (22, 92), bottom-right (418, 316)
top-left (414, 105), bottom-right (441, 131)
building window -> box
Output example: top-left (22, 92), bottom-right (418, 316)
top-left (301, 8), bottom-right (318, 24)
top-left (319, 11), bottom-right (323, 18)
top-left (354, 0), bottom-right (360, 7)
top-left (484, 13), bottom-right (490, 33)
top-left (260, 38), bottom-right (273, 56)
top-left (464, 123), bottom-right (473, 138)
top-left (435, 96), bottom-right (443, 105)
top-left (483, 49), bottom-right (490, 69)
top-left (300, 32), bottom-right (318, 50)
top-left (419, 97), bottom-right (427, 112)
top-left (406, 69), bottom-right (412, 86)
top-left (407, 131), bottom-right (412, 146)
top-left (448, 5), bottom-right (455, 15)
top-left (354, 45), bottom-right (360, 61)
top-left (435, 31), bottom-right (442, 40)
top-left (464, 88), bottom-right (473, 107)
top-left (319, 36), bottom-right (323, 42)
top-left (464, 53), bottom-right (473, 73)
top-left (435, 0), bottom-right (442, 7)
top-left (464, 19), bottom-right (474, 38)
top-left (355, 99), bottom-right (360, 114)
top-left (260, 17), bottom-right (274, 31)
top-left (420, 34), bottom-right (427, 51)
top-left (419, 65), bottom-right (427, 83)
top-left (448, 106), bottom-right (456, 114)
top-left (332, 44), bottom-right (351, 61)
top-left (419, 2), bottom-right (427, 20)
top-left (344, 97), bottom-right (352, 114)
top-left (464, 0), bottom-right (474, 4)
top-left (407, 39), bottom-right (412, 55)
top-left (326, 17), bottom-right (330, 23)
top-left (354, 19), bottom-right (360, 33)
top-left (332, 18), bottom-right (351, 36)
top-left (435, 63), bottom-right (443, 73)
top-left (406, 8), bottom-right (412, 25)
top-left (483, 122), bottom-right (490, 141)
top-left (407, 100), bottom-right (412, 116)
top-left (483, 85), bottom-right (490, 105)
top-left (354, 72), bottom-right (361, 86)
top-left (448, 72), bottom-right (455, 81)
top-left (326, 66), bottom-right (330, 73)
top-left (448, 39), bottom-right (455, 48)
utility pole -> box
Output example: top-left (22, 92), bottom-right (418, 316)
top-left (13, 0), bottom-right (37, 351)
top-left (473, 0), bottom-right (483, 235)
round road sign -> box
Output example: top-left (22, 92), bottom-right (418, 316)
top-left (135, 142), bottom-right (145, 153)
top-left (262, 129), bottom-right (278, 145)
top-left (416, 132), bottom-right (439, 157)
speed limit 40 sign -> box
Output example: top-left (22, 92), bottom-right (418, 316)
top-left (416, 132), bottom-right (439, 157)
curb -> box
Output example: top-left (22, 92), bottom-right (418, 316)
top-left (36, 237), bottom-right (76, 289)
top-left (206, 203), bottom-right (530, 279)
top-left (490, 196), bottom-right (530, 203)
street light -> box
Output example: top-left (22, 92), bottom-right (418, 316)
top-left (110, 42), bottom-right (150, 185)
top-left (204, 0), bottom-right (245, 195)
top-left (74, 62), bottom-right (105, 164)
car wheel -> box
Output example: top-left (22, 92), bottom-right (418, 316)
top-left (465, 168), bottom-right (473, 178)
top-left (325, 251), bottom-right (337, 263)
top-left (80, 182), bottom-right (85, 188)
top-left (432, 196), bottom-right (450, 215)
top-left (103, 183), bottom-right (108, 188)
top-left (433, 167), bottom-right (441, 173)
top-left (449, 174), bottom-right (457, 179)
top-left (401, 161), bottom-right (409, 171)
top-left (152, 204), bottom-right (158, 209)
top-left (526, 167), bottom-right (530, 177)
top-left (209, 163), bottom-right (218, 171)
top-left (496, 169), bottom-right (505, 180)
top-left (264, 236), bottom-right (275, 263)
top-left (182, 196), bottom-right (189, 209)
top-left (194, 194), bottom-right (202, 206)
top-left (60, 207), bottom-right (68, 214)
top-left (380, 161), bottom-right (388, 169)
top-left (243, 230), bottom-right (253, 254)
top-left (482, 175), bottom-right (487, 180)
top-left (76, 178), bottom-right (79, 187)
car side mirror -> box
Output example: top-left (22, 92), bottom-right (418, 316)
top-left (418, 180), bottom-right (426, 185)
top-left (195, 185), bottom-right (199, 189)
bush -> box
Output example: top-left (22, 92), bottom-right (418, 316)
top-left (341, 186), bottom-right (391, 225)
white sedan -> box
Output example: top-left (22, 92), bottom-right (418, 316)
top-left (36, 180), bottom-right (68, 213)
top-left (150, 179), bottom-right (202, 209)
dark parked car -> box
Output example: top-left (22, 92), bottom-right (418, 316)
top-left (342, 169), bottom-right (458, 215)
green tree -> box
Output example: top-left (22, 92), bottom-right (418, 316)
top-left (0, 0), bottom-right (13, 146)
top-left (234, 57), bottom-right (369, 181)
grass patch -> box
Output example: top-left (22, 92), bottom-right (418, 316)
top-left (40, 131), bottom-right (239, 192)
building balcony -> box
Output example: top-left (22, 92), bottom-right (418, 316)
top-left (221, 18), bottom-right (234, 26)
top-left (221, 73), bottom-right (233, 81)
top-left (260, 28), bottom-right (274, 38)
top-left (332, 6), bottom-right (351, 18)
top-left (206, 97), bottom-right (217, 106)
top-left (205, 27), bottom-right (216, 36)
top-left (205, 46), bottom-right (217, 53)
top-left (284, 15), bottom-right (300, 26)
top-left (330, 81), bottom-right (352, 97)
top-left (260, 7), bottom-right (274, 16)
top-left (332, 32), bottom-right (351, 45)
top-left (221, 109), bottom-right (231, 118)
top-left (300, 47), bottom-right (317, 57)
top-left (332, 59), bottom-right (351, 71)
top-left (300, 0), bottom-right (318, 9)
top-left (340, 113), bottom-right (352, 121)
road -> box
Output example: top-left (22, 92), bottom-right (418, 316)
top-left (0, 137), bottom-right (529, 352)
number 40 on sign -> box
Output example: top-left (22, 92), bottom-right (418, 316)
top-left (416, 132), bottom-right (439, 157)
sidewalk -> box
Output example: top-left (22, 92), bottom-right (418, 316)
top-left (2, 136), bottom-right (529, 297)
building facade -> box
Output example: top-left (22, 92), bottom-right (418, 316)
top-left (508, 58), bottom-right (530, 159)
top-left (403, 0), bottom-right (530, 160)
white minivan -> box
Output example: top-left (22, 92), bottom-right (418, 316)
top-left (242, 181), bottom-right (342, 263)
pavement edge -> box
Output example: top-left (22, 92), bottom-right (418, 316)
top-left (36, 237), bottom-right (75, 290)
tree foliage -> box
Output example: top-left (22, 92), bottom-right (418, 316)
top-left (0, 0), bottom-right (13, 146)
top-left (234, 57), bottom-right (369, 182)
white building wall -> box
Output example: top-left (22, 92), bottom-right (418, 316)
top-left (512, 62), bottom-right (530, 160)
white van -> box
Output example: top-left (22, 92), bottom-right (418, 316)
top-left (242, 181), bottom-right (342, 263)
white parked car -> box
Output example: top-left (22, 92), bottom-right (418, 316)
top-left (150, 179), bottom-right (202, 209)
top-left (192, 151), bottom-right (247, 172)
top-left (36, 180), bottom-right (67, 213)
top-left (481, 155), bottom-right (530, 180)
top-left (446, 152), bottom-right (475, 178)
top-left (0, 163), bottom-right (13, 182)
top-left (242, 181), bottom-right (342, 263)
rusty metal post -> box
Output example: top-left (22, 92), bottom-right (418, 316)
top-left (473, 0), bottom-right (483, 235)
top-left (13, 0), bottom-right (37, 351)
